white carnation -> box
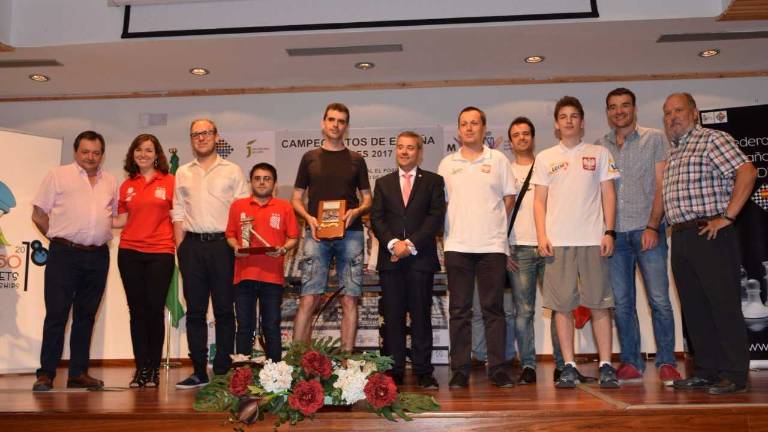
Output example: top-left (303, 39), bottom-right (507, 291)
top-left (258, 360), bottom-right (293, 393)
top-left (333, 366), bottom-right (368, 404)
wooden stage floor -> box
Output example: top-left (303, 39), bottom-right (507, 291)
top-left (1, 360), bottom-right (767, 431)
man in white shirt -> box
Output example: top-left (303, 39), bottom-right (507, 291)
top-left (438, 106), bottom-right (517, 389)
top-left (532, 96), bottom-right (620, 389)
top-left (172, 119), bottom-right (249, 388)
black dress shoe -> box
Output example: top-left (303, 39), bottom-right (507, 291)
top-left (490, 370), bottom-right (515, 388)
top-left (67, 373), bottom-right (104, 389)
top-left (418, 374), bottom-right (439, 390)
top-left (518, 366), bottom-right (537, 384)
top-left (672, 376), bottom-right (715, 390)
top-left (33, 374), bottom-right (53, 392)
top-left (708, 379), bottom-right (748, 395)
top-left (448, 371), bottom-right (469, 388)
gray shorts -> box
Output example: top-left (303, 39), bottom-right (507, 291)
top-left (542, 246), bottom-right (614, 312)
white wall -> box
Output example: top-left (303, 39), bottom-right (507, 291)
top-left (0, 76), bottom-right (765, 361)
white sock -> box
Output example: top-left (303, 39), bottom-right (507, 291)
top-left (599, 361), bottom-right (611, 368)
top-left (565, 361), bottom-right (577, 368)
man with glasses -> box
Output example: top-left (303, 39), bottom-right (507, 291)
top-left (173, 119), bottom-right (249, 388)
top-left (226, 163), bottom-right (299, 363)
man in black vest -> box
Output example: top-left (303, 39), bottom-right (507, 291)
top-left (371, 130), bottom-right (445, 389)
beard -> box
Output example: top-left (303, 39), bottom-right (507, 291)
top-left (252, 188), bottom-right (274, 199)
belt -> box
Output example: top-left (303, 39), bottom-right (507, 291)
top-left (671, 216), bottom-right (718, 233)
top-left (51, 237), bottom-right (106, 251)
top-left (186, 232), bottom-right (226, 242)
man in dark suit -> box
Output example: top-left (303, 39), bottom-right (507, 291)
top-left (371, 130), bottom-right (446, 389)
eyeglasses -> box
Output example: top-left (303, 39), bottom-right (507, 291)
top-left (252, 176), bottom-right (274, 182)
top-left (190, 130), bottom-right (215, 139)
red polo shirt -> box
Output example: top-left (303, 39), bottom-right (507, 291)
top-left (225, 196), bottom-right (299, 285)
top-left (118, 173), bottom-right (175, 254)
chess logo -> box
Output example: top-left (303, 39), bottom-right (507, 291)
top-left (215, 139), bottom-right (234, 159)
top-left (270, 213), bottom-right (281, 230)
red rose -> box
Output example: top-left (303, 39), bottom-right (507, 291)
top-left (229, 367), bottom-right (254, 397)
top-left (300, 350), bottom-right (332, 379)
top-left (364, 373), bottom-right (398, 409)
top-left (288, 379), bottom-right (324, 416)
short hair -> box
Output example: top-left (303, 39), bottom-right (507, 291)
top-left (677, 92), bottom-right (697, 109)
top-left (554, 96), bottom-right (584, 120)
top-left (396, 131), bottom-right (424, 150)
top-left (190, 118), bottom-right (218, 134)
top-left (123, 134), bottom-right (170, 177)
top-left (73, 130), bottom-right (105, 153)
top-left (249, 162), bottom-right (277, 182)
top-left (605, 87), bottom-right (636, 108)
top-left (458, 106), bottom-right (487, 126)
top-left (507, 117), bottom-right (536, 140)
top-left (323, 103), bottom-right (350, 123)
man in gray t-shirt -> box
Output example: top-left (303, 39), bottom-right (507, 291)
top-left (596, 87), bottom-right (680, 385)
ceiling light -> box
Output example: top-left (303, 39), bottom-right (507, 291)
top-left (28, 73), bottom-right (50, 82)
top-left (698, 48), bottom-right (720, 58)
top-left (189, 67), bottom-right (210, 76)
top-left (524, 55), bottom-right (545, 64)
top-left (354, 62), bottom-right (375, 70)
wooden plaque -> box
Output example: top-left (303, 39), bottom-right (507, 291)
top-left (316, 200), bottom-right (346, 240)
top-left (237, 246), bottom-right (277, 255)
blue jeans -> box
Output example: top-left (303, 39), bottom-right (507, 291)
top-left (300, 229), bottom-right (363, 297)
top-left (471, 286), bottom-right (516, 361)
top-left (472, 246), bottom-right (564, 369)
top-left (609, 227), bottom-right (675, 371)
top-left (235, 280), bottom-right (284, 362)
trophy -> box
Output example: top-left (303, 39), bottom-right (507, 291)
top-left (237, 212), bottom-right (276, 254)
top-left (316, 200), bottom-right (346, 240)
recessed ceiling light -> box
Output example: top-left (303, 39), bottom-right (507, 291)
top-left (354, 61), bottom-right (375, 70)
top-left (28, 73), bottom-right (50, 82)
top-left (189, 67), bottom-right (210, 76)
top-left (698, 48), bottom-right (720, 58)
top-left (524, 55), bottom-right (545, 64)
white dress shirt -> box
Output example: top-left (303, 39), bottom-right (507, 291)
top-left (171, 155), bottom-right (249, 233)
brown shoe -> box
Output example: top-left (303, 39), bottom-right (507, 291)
top-left (67, 373), bottom-right (104, 389)
top-left (33, 375), bottom-right (53, 392)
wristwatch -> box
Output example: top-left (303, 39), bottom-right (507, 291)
top-left (604, 230), bottom-right (617, 239)
top-left (277, 247), bottom-right (287, 256)
top-left (722, 213), bottom-right (736, 223)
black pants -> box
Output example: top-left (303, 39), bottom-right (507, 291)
top-left (37, 242), bottom-right (109, 379)
top-left (235, 280), bottom-right (284, 362)
top-left (117, 249), bottom-right (175, 369)
top-left (380, 267), bottom-right (435, 376)
top-left (177, 236), bottom-right (235, 375)
top-left (445, 252), bottom-right (507, 375)
top-left (671, 225), bottom-right (749, 386)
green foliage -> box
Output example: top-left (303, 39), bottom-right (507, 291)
top-left (396, 393), bottom-right (441, 414)
top-left (193, 374), bottom-right (238, 412)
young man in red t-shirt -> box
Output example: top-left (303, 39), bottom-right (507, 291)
top-left (225, 163), bottom-right (299, 361)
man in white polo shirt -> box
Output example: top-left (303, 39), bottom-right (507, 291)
top-left (438, 106), bottom-right (517, 389)
top-left (533, 96), bottom-right (620, 389)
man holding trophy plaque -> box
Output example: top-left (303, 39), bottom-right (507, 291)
top-left (291, 103), bottom-right (372, 353)
top-left (226, 163), bottom-right (298, 362)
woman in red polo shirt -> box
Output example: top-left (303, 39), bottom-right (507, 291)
top-left (114, 134), bottom-right (175, 388)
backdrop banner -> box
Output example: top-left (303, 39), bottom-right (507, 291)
top-left (700, 104), bottom-right (768, 367)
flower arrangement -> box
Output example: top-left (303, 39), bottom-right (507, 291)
top-left (193, 337), bottom-right (440, 427)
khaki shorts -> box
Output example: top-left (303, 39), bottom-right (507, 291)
top-left (542, 246), bottom-right (614, 312)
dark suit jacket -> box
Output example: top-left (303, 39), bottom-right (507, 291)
top-left (370, 167), bottom-right (445, 273)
